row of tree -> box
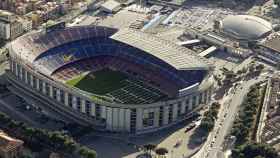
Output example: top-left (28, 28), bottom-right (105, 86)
top-left (232, 142), bottom-right (278, 158)
top-left (0, 112), bottom-right (96, 158)
top-left (200, 102), bottom-right (221, 133)
top-left (230, 84), bottom-right (278, 158)
top-left (231, 84), bottom-right (264, 145)
top-left (141, 143), bottom-right (168, 158)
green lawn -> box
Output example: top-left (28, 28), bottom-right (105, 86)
top-left (66, 69), bottom-right (128, 95)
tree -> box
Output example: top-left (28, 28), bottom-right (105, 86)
top-left (0, 111), bottom-right (96, 158)
top-left (200, 119), bottom-right (214, 132)
top-left (255, 64), bottom-right (264, 71)
top-left (23, 127), bottom-right (36, 142)
top-left (79, 146), bottom-right (97, 158)
top-left (155, 147), bottom-right (168, 158)
top-left (232, 142), bottom-right (278, 158)
top-left (199, 102), bottom-right (220, 133)
top-left (20, 155), bottom-right (32, 158)
top-left (211, 102), bottom-right (221, 111)
top-left (63, 138), bottom-right (77, 153)
top-left (143, 143), bottom-right (156, 155)
top-left (274, 0), bottom-right (280, 6)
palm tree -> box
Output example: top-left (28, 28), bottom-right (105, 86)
top-left (155, 147), bottom-right (168, 158)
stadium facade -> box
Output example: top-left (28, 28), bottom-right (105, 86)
top-left (6, 26), bottom-right (214, 134)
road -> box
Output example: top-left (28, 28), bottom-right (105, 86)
top-left (8, 85), bottom-right (72, 124)
top-left (0, 93), bottom-right (38, 126)
top-left (194, 77), bottom-right (265, 158)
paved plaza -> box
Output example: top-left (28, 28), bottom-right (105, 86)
top-left (79, 117), bottom-right (204, 158)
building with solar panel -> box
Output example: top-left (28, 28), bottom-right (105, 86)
top-left (6, 25), bottom-right (214, 134)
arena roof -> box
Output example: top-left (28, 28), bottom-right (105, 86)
top-left (9, 26), bottom-right (210, 73)
top-left (221, 15), bottom-right (272, 40)
top-left (111, 28), bottom-right (209, 70)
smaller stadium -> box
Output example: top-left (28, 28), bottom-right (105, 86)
top-left (7, 25), bottom-right (214, 134)
top-left (220, 15), bottom-right (272, 41)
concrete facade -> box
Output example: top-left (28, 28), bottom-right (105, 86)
top-left (8, 59), bottom-right (213, 134)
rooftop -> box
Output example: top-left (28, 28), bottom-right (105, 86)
top-left (111, 28), bottom-right (210, 70)
top-left (0, 132), bottom-right (23, 152)
top-left (261, 36), bottom-right (280, 53)
top-left (9, 26), bottom-right (210, 72)
top-left (221, 15), bottom-right (272, 40)
top-left (100, 0), bottom-right (121, 11)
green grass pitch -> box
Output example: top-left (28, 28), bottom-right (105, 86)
top-left (66, 69), bottom-right (128, 95)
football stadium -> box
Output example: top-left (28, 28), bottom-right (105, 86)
top-left (6, 25), bottom-right (214, 134)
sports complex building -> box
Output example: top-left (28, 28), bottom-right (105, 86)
top-left (6, 25), bottom-right (214, 134)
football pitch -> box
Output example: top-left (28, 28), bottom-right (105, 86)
top-left (66, 69), bottom-right (128, 95)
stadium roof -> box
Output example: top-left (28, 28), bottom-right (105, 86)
top-left (111, 28), bottom-right (210, 70)
top-left (9, 26), bottom-right (210, 73)
top-left (221, 15), bottom-right (272, 40)
top-left (9, 26), bottom-right (118, 63)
